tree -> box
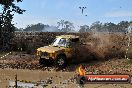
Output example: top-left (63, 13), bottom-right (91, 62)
top-left (57, 20), bottom-right (74, 32)
top-left (57, 20), bottom-right (65, 29)
top-left (79, 25), bottom-right (89, 32)
top-left (23, 23), bottom-right (48, 32)
top-left (130, 21), bottom-right (132, 24)
top-left (0, 0), bottom-right (25, 51)
top-left (14, 27), bottom-right (23, 31)
top-left (90, 21), bottom-right (103, 32)
top-left (102, 22), bottom-right (117, 32)
top-left (117, 21), bottom-right (129, 32)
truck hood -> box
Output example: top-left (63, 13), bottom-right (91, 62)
top-left (37, 45), bottom-right (64, 53)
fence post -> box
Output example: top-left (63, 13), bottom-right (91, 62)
top-left (15, 74), bottom-right (17, 88)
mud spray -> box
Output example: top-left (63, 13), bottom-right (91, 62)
top-left (86, 28), bottom-right (127, 60)
top-left (91, 31), bottom-right (110, 59)
top-left (88, 28), bottom-right (114, 59)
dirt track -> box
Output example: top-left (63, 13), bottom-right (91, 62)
top-left (0, 53), bottom-right (132, 74)
top-left (0, 53), bottom-right (132, 87)
top-left (0, 68), bottom-right (132, 88)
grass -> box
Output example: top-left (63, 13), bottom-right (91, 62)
top-left (129, 59), bottom-right (132, 64)
top-left (0, 52), bottom-right (7, 57)
top-left (0, 51), bottom-right (12, 58)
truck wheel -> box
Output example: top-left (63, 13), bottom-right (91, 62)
top-left (77, 76), bottom-right (86, 84)
top-left (56, 55), bottom-right (67, 68)
top-left (39, 58), bottom-right (45, 65)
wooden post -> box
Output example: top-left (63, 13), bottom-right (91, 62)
top-left (15, 74), bottom-right (17, 88)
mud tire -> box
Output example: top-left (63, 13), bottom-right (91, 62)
top-left (55, 55), bottom-right (67, 68)
top-left (39, 58), bottom-right (46, 65)
top-left (77, 76), bottom-right (86, 84)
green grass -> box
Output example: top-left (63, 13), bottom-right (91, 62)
top-left (0, 51), bottom-right (12, 57)
top-left (129, 59), bottom-right (132, 64)
top-left (0, 52), bottom-right (7, 56)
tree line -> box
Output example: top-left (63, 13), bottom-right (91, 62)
top-left (79, 21), bottom-right (132, 32)
top-left (17, 20), bottom-right (75, 32)
top-left (17, 20), bottom-right (132, 33)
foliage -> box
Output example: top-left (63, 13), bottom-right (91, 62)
top-left (90, 21), bottom-right (103, 32)
top-left (79, 21), bottom-right (132, 32)
top-left (23, 23), bottom-right (48, 32)
top-left (0, 0), bottom-right (25, 51)
top-left (57, 20), bottom-right (74, 32)
top-left (102, 22), bottom-right (117, 32)
top-left (22, 20), bottom-right (75, 32)
top-left (117, 21), bottom-right (129, 32)
top-left (19, 20), bottom-right (131, 33)
top-left (79, 25), bottom-right (90, 33)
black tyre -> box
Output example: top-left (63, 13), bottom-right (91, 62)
top-left (55, 55), bottom-right (67, 68)
top-left (39, 58), bottom-right (45, 65)
top-left (77, 76), bottom-right (86, 84)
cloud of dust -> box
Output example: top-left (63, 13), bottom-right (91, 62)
top-left (91, 32), bottom-right (111, 58)
top-left (85, 29), bottom-right (119, 59)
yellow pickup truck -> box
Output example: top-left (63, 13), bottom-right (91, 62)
top-left (37, 35), bottom-right (93, 68)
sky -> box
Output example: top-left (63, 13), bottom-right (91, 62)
top-left (9, 0), bottom-right (132, 29)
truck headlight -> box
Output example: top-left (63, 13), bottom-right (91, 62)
top-left (37, 51), bottom-right (41, 56)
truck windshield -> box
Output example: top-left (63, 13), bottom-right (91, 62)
top-left (52, 38), bottom-right (69, 47)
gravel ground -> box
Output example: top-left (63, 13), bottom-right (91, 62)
top-left (0, 52), bottom-right (132, 75)
top-left (0, 52), bottom-right (132, 88)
